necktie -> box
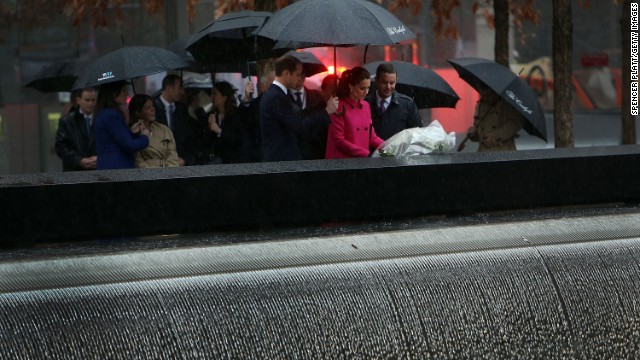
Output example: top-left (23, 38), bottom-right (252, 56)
top-left (379, 99), bottom-right (387, 113)
top-left (295, 91), bottom-right (303, 109)
top-left (85, 115), bottom-right (92, 132)
top-left (168, 103), bottom-right (175, 130)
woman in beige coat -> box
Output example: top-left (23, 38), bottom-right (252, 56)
top-left (467, 84), bottom-right (524, 152)
top-left (128, 94), bottom-right (180, 168)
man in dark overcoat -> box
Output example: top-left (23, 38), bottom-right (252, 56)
top-left (365, 62), bottom-right (422, 140)
top-left (55, 88), bottom-right (97, 171)
top-left (154, 74), bottom-right (197, 165)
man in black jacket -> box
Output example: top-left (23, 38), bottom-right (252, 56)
top-left (236, 70), bottom-right (275, 163)
top-left (55, 88), bottom-right (97, 171)
top-left (366, 62), bottom-right (422, 140)
top-left (154, 74), bottom-right (196, 166)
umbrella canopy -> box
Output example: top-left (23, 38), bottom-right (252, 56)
top-left (186, 10), bottom-right (277, 65)
top-left (364, 61), bottom-right (460, 109)
top-left (167, 36), bottom-right (209, 73)
top-left (256, 0), bottom-right (415, 75)
top-left (247, 50), bottom-right (328, 77)
top-left (167, 36), bottom-right (244, 74)
top-left (286, 51), bottom-right (328, 77)
top-left (73, 46), bottom-right (187, 89)
top-left (25, 59), bottom-right (89, 93)
top-left (256, 0), bottom-right (415, 46)
top-left (448, 57), bottom-right (547, 142)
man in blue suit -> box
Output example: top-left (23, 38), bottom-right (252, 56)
top-left (260, 55), bottom-right (338, 162)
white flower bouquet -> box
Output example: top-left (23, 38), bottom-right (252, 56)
top-left (374, 120), bottom-right (456, 157)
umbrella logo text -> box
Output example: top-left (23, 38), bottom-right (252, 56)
top-left (506, 90), bottom-right (533, 115)
top-left (98, 72), bottom-right (115, 82)
top-left (386, 26), bottom-right (407, 35)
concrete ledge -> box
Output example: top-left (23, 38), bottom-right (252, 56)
top-left (3, 212), bottom-right (640, 293)
top-left (1, 145), bottom-right (639, 246)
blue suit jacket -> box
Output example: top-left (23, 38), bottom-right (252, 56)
top-left (260, 84), bottom-right (330, 162)
top-left (259, 84), bottom-right (304, 162)
top-left (96, 108), bottom-right (149, 170)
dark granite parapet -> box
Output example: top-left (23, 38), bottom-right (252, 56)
top-left (2, 145), bottom-right (639, 246)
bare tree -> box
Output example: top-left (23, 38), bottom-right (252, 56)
top-left (553, 0), bottom-right (574, 148)
top-left (431, 0), bottom-right (539, 41)
top-left (493, 0), bottom-right (509, 66)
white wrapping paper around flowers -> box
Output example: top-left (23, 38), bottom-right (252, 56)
top-left (373, 120), bottom-right (456, 157)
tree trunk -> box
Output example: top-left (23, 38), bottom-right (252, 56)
top-left (494, 0), bottom-right (509, 67)
top-left (552, 0), bottom-right (574, 148)
top-left (621, 0), bottom-right (636, 144)
top-left (164, 0), bottom-right (179, 46)
top-left (254, 0), bottom-right (278, 11)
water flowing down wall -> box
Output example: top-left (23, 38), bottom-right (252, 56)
top-left (2, 212), bottom-right (640, 358)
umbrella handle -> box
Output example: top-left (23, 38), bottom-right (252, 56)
top-left (457, 135), bottom-right (469, 152)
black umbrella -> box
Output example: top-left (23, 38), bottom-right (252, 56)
top-left (256, 0), bottom-right (414, 46)
top-left (448, 57), bottom-right (547, 142)
top-left (186, 10), bottom-right (277, 66)
top-left (364, 61), bottom-right (459, 109)
top-left (167, 36), bottom-right (209, 73)
top-left (73, 46), bottom-right (187, 90)
top-left (286, 51), bottom-right (328, 77)
top-left (167, 35), bottom-right (244, 74)
top-left (246, 50), bottom-right (327, 77)
top-left (25, 59), bottom-right (89, 92)
top-left (256, 0), bottom-right (415, 72)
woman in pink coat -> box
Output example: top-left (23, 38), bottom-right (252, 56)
top-left (325, 67), bottom-right (384, 159)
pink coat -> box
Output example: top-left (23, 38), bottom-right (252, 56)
top-left (325, 97), bottom-right (384, 159)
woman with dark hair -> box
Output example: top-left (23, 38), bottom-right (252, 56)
top-left (184, 87), bottom-right (211, 165)
top-left (203, 81), bottom-right (244, 164)
top-left (325, 67), bottom-right (384, 159)
top-left (95, 81), bottom-right (149, 169)
top-left (128, 94), bottom-right (180, 168)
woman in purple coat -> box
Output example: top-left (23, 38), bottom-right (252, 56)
top-left (325, 67), bottom-right (384, 159)
top-left (95, 81), bottom-right (149, 170)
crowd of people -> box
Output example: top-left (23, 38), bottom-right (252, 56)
top-left (55, 54), bottom-right (522, 171)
